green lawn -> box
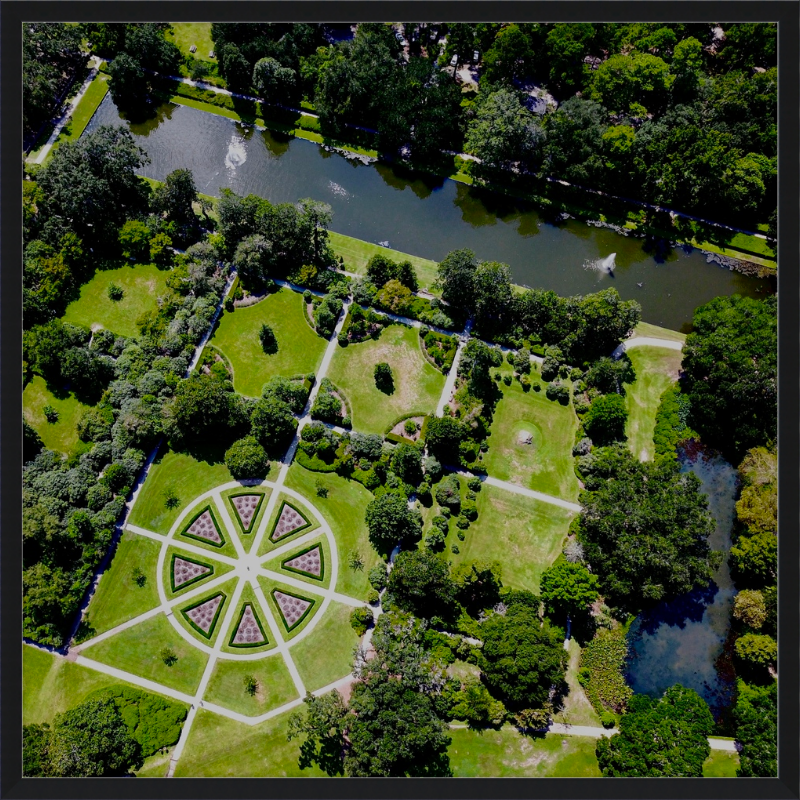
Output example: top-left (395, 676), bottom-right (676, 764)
top-left (135, 748), bottom-right (174, 778)
top-left (174, 708), bottom-right (326, 777)
top-left (484, 364), bottom-right (580, 502)
top-left (702, 748), bottom-right (740, 777)
top-left (204, 654), bottom-right (298, 716)
top-left (448, 727), bottom-right (601, 777)
top-left (51, 72), bottom-right (110, 149)
top-left (284, 464), bottom-right (381, 600)
top-left (23, 375), bottom-right (91, 456)
top-left (633, 321), bottom-right (687, 343)
top-left (210, 287), bottom-right (327, 397)
top-left (62, 263), bottom-right (169, 338)
top-left (163, 544), bottom-right (235, 603)
top-left (624, 346), bottom-right (684, 462)
top-left (127, 447), bottom-right (234, 535)
top-left (552, 638), bottom-right (603, 728)
top-left (446, 483), bottom-right (574, 594)
top-left (326, 323), bottom-right (445, 435)
top-left (80, 612), bottom-right (209, 696)
top-left (257, 492), bottom-right (320, 558)
top-left (166, 22), bottom-right (216, 62)
top-left (327, 230), bottom-right (440, 293)
top-left (83, 531), bottom-right (162, 636)
top-left (290, 602), bottom-right (359, 692)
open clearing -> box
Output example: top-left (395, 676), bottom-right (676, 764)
top-left (211, 287), bottom-right (327, 397)
top-left (62, 263), bottom-right (169, 338)
top-left (624, 346), bottom-right (684, 461)
top-left (326, 323), bottom-right (445, 435)
top-left (633, 321), bottom-right (687, 343)
top-left (23, 376), bottom-right (91, 456)
top-left (484, 364), bottom-right (580, 502)
top-left (702, 748), bottom-right (740, 777)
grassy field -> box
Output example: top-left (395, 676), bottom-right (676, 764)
top-left (327, 230), bottom-right (440, 293)
top-left (80, 612), bottom-right (209, 696)
top-left (624, 346), bottom-right (684, 461)
top-left (23, 375), bottom-right (91, 456)
top-left (633, 321), bottom-right (688, 343)
top-left (483, 364), bottom-right (580, 502)
top-left (257, 492), bottom-right (320, 557)
top-left (290, 602), bottom-right (359, 692)
top-left (84, 531), bottom-right (162, 636)
top-left (62, 263), bottom-right (169, 338)
top-left (50, 72), bottom-right (110, 151)
top-left (552, 638), bottom-right (602, 728)
top-left (702, 748), bottom-right (740, 777)
top-left (448, 727), bottom-right (601, 777)
top-left (284, 464), bottom-right (381, 600)
top-left (127, 447), bottom-right (234, 534)
top-left (204, 654), bottom-right (298, 716)
top-left (166, 22), bottom-right (215, 62)
top-left (446, 483), bottom-right (574, 594)
top-left (174, 708), bottom-right (326, 777)
top-left (211, 287), bottom-right (327, 397)
top-left (326, 323), bottom-right (445, 435)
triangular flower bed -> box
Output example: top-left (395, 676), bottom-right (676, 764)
top-left (282, 544), bottom-right (324, 581)
top-left (181, 593), bottom-right (227, 639)
top-left (228, 602), bottom-right (269, 648)
top-left (272, 588), bottom-right (315, 632)
top-left (180, 505), bottom-right (225, 548)
top-left (228, 492), bottom-right (264, 535)
top-left (269, 501), bottom-right (311, 542)
top-left (170, 553), bottom-right (215, 593)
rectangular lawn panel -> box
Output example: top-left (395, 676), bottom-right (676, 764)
top-left (484, 364), bottom-right (580, 502)
top-left (326, 323), bottom-right (445, 435)
top-left (203, 654), bottom-right (298, 717)
top-left (22, 376), bottom-right (92, 456)
top-left (448, 727), bottom-right (601, 777)
top-left (127, 447), bottom-right (234, 534)
top-left (448, 483), bottom-right (574, 594)
top-left (80, 612), bottom-right (209, 696)
top-left (288, 601), bottom-right (359, 693)
top-left (624, 346), bottom-right (684, 461)
top-left (210, 287), bottom-right (327, 397)
top-left (84, 531), bottom-right (162, 636)
top-left (284, 464), bottom-right (380, 600)
top-left (62, 263), bottom-right (169, 339)
top-left (173, 709), bottom-right (326, 777)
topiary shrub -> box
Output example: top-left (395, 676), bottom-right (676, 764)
top-left (503, 374), bottom-right (512, 386)
top-left (600, 711), bottom-right (616, 728)
top-left (435, 475), bottom-right (461, 510)
top-left (404, 419), bottom-right (418, 435)
top-left (108, 283), bottom-right (124, 301)
top-left (425, 528), bottom-right (447, 551)
top-left (455, 515), bottom-right (470, 529)
top-left (225, 436), bottom-right (270, 479)
top-left (374, 362), bottom-right (394, 394)
top-left (461, 499), bottom-right (478, 521)
top-left (259, 323), bottom-right (278, 354)
top-left (350, 606), bottom-right (374, 636)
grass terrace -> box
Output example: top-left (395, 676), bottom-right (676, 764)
top-left (23, 376), bottom-right (92, 456)
top-left (62, 262), bottom-right (169, 339)
top-left (210, 287), bottom-right (327, 397)
top-left (632, 321), bottom-right (688, 343)
top-left (326, 323), bottom-right (445, 435)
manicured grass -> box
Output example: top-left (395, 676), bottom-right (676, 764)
top-left (174, 708), bottom-right (326, 777)
top-left (22, 376), bottom-right (91, 456)
top-left (127, 447), bottom-right (234, 535)
top-left (624, 346), bottom-right (684, 462)
top-left (448, 727), bottom-right (601, 777)
top-left (633, 321), bottom-right (687, 343)
top-left (80, 612), bottom-right (209, 696)
top-left (284, 464), bottom-right (381, 600)
top-left (257, 492), bottom-right (320, 557)
top-left (62, 263), bottom-right (169, 338)
top-left (84, 531), bottom-right (162, 636)
top-left (53, 72), bottom-right (110, 148)
top-left (204, 654), bottom-right (298, 716)
top-left (483, 364), bottom-right (580, 502)
top-left (447, 483), bottom-right (574, 594)
top-left (166, 22), bottom-right (216, 62)
top-left (703, 749), bottom-right (740, 777)
top-left (135, 748), bottom-right (173, 778)
top-left (552, 639), bottom-right (602, 728)
top-left (163, 544), bottom-right (236, 602)
top-left (327, 230), bottom-right (440, 293)
top-left (326, 323), bottom-right (445, 435)
top-left (290, 601), bottom-right (359, 692)
top-left (210, 287), bottom-right (327, 397)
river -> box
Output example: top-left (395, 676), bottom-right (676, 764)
top-left (85, 93), bottom-right (773, 331)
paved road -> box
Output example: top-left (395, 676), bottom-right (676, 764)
top-left (436, 321), bottom-right (472, 417)
top-left (612, 336), bottom-right (684, 360)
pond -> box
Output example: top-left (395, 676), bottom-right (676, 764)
top-left (625, 448), bottom-right (739, 719)
top-left (85, 94), bottom-right (773, 331)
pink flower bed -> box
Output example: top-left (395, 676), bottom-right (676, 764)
top-left (186, 595), bottom-right (222, 633)
top-left (274, 591), bottom-right (311, 628)
top-left (186, 510), bottom-right (222, 544)
top-left (271, 504), bottom-right (307, 541)
top-left (232, 494), bottom-right (260, 530)
top-left (232, 604), bottom-right (266, 645)
top-left (284, 546), bottom-right (322, 577)
top-left (173, 557), bottom-right (211, 588)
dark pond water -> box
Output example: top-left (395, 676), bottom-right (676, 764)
top-left (625, 451), bottom-right (739, 718)
top-left (86, 94), bottom-right (772, 330)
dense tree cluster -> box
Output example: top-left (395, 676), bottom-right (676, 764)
top-left (732, 680), bottom-right (777, 777)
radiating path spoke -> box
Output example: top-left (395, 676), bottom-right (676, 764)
top-left (258, 567), bottom-right (363, 607)
top-left (127, 523), bottom-right (239, 567)
top-left (74, 605), bottom-right (165, 650)
top-left (212, 491), bottom-right (247, 559)
top-left (258, 528), bottom-right (322, 565)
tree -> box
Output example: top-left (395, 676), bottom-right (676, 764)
top-left (287, 690), bottom-right (348, 775)
top-left (376, 279), bottom-right (413, 314)
top-left (365, 493), bottom-right (421, 548)
top-left (540, 560), bottom-right (599, 620)
top-left (374, 362), bottom-right (394, 393)
top-left (472, 261), bottom-right (513, 327)
top-left (576, 445), bottom-right (716, 612)
top-left (585, 355), bottom-right (635, 395)
top-left (451, 680), bottom-right (506, 729)
top-left (451, 560), bottom-right (503, 615)
top-left (118, 220), bottom-right (151, 261)
top-left (23, 723), bottom-right (50, 776)
top-left (220, 43), bottom-right (252, 92)
top-left (390, 443), bottom-right (423, 485)
top-left (425, 416), bottom-right (465, 462)
top-left (233, 234), bottom-right (274, 290)
top-left (250, 393), bottom-right (297, 456)
top-left (588, 52), bottom-right (674, 115)
top-left (546, 23), bottom-right (595, 91)
top-left (596, 685), bottom-right (713, 776)
top-left (46, 697), bottom-right (143, 776)
top-left (733, 681), bottom-right (777, 777)
top-left (152, 168), bottom-right (198, 225)
top-left (671, 36), bottom-right (704, 96)
top-left (262, 376), bottom-right (309, 414)
top-left (434, 248), bottom-right (477, 312)
top-left (434, 474), bottom-right (461, 510)
top-left (310, 390), bottom-right (343, 423)
top-left (682, 294), bottom-right (776, 462)
top-left (387, 550), bottom-right (456, 619)
top-left (252, 56), bottom-right (297, 102)
top-left (583, 393), bottom-right (628, 446)
top-left (734, 633), bottom-right (777, 669)
top-left (107, 52), bottom-right (148, 110)
top-left (23, 421), bottom-right (43, 463)
top-left (123, 23), bottom-right (181, 73)
top-left (165, 373), bottom-right (237, 442)
top-left (729, 532), bottom-right (777, 589)
top-left (733, 589), bottom-right (767, 629)
top-left (259, 322), bottom-right (278, 354)
top-left (224, 436), bottom-right (270, 479)
top-left (479, 604), bottom-right (567, 709)
top-left (482, 24), bottom-right (536, 85)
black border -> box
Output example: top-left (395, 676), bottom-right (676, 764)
top-left (281, 542), bottom-right (326, 581)
top-left (3, 3), bottom-right (798, 799)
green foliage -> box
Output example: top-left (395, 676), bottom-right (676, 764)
top-left (160, 646), bottom-right (178, 666)
top-left (350, 606), bottom-right (374, 636)
top-left (250, 392), bottom-right (297, 456)
top-left (368, 564), bottom-right (388, 591)
top-left (43, 404), bottom-right (59, 423)
top-left (579, 627), bottom-right (633, 714)
top-left (373, 361), bottom-right (394, 394)
top-left (434, 474), bottom-right (462, 510)
top-left (451, 680), bottom-right (506, 729)
top-left (540, 560), bottom-right (599, 619)
top-left (366, 253), bottom-right (419, 292)
top-left (652, 384), bottom-right (693, 461)
top-left (733, 589), bottom-right (767, 630)
top-left (224, 435), bottom-right (270, 480)
top-left (546, 380), bottom-right (570, 405)
top-left (387, 550), bottom-right (457, 620)
top-left (596, 685), bottom-right (713, 776)
top-left (365, 492), bottom-right (421, 548)
top-left (451, 560), bottom-right (502, 615)
top-left (258, 322), bottom-right (278, 354)
top-left (733, 680), bottom-right (777, 777)
top-left (729, 532), bottom-right (777, 589)
top-left (734, 633), bottom-right (777, 668)
top-left (583, 393), bottom-right (628, 446)
top-left (390, 443), bottom-right (423, 485)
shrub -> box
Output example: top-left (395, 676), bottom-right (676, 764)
top-left (348, 550), bottom-right (365, 571)
top-left (374, 362), bottom-right (394, 394)
top-left (43, 405), bottom-right (59, 423)
top-left (467, 476), bottom-right (482, 492)
top-left (600, 711), bottom-right (616, 728)
top-left (404, 419), bottom-right (418, 435)
top-left (350, 607), bottom-right (373, 636)
top-left (519, 375), bottom-right (530, 391)
top-left (132, 567), bottom-right (146, 588)
top-left (455, 516), bottom-right (470, 530)
top-left (315, 479), bottom-right (329, 498)
top-left (160, 647), bottom-right (177, 667)
top-left (452, 543), bottom-right (460, 553)
top-left (734, 633), bottom-right (777, 668)
top-left (425, 528), bottom-right (447, 551)
top-left (461, 499), bottom-right (478, 521)
top-left (244, 675), bottom-right (258, 696)
top-left (432, 515), bottom-right (449, 533)
top-left (435, 475), bottom-right (461, 510)
top-left (502, 374), bottom-right (512, 386)
top-left (545, 381), bottom-right (570, 404)
top-left (583, 393), bottom-right (628, 446)
top-left (337, 333), bottom-right (349, 347)
top-left (456, 530), bottom-right (466, 540)
top-left (311, 391), bottom-right (343, 423)
top-left (533, 383), bottom-right (541, 392)
top-left (107, 283), bottom-right (124, 301)
top-left (579, 628), bottom-right (633, 714)
top-left (258, 323), bottom-right (278, 354)
top-left (225, 436), bottom-right (270, 480)
top-left (368, 565), bottom-right (388, 591)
